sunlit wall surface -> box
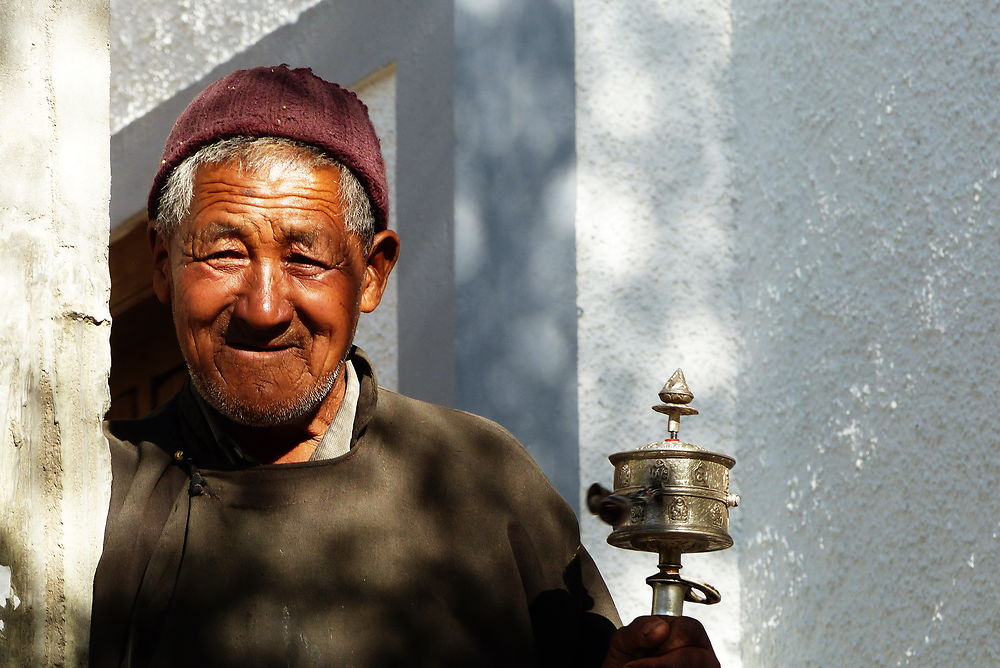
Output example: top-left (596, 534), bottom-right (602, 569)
top-left (579, 2), bottom-right (999, 665)
top-left (730, 2), bottom-right (998, 665)
top-left (0, 1), bottom-right (112, 662)
top-left (575, 1), bottom-right (742, 663)
top-left (111, 0), bottom-right (324, 133)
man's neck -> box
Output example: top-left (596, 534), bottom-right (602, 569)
top-left (218, 368), bottom-right (349, 464)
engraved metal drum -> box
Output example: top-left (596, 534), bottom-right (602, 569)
top-left (588, 369), bottom-right (740, 616)
top-left (606, 441), bottom-right (737, 554)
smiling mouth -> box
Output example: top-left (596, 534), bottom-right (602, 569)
top-left (225, 342), bottom-right (295, 353)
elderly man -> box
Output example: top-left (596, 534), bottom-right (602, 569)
top-left (90, 65), bottom-right (719, 667)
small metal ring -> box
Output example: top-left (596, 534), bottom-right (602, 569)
top-left (683, 579), bottom-right (721, 605)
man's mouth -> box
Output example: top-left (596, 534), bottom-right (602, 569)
top-left (225, 341), bottom-right (295, 353)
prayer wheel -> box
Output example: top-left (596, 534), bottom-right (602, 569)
top-left (588, 369), bottom-right (740, 617)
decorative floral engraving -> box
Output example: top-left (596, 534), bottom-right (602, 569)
top-left (629, 503), bottom-right (645, 524)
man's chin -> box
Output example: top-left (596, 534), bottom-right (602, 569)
top-left (189, 369), bottom-right (338, 427)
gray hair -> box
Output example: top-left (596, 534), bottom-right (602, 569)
top-left (154, 136), bottom-right (375, 250)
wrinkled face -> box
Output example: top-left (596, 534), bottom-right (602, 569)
top-left (152, 160), bottom-right (394, 426)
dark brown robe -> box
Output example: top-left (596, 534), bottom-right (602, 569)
top-left (90, 350), bottom-right (619, 666)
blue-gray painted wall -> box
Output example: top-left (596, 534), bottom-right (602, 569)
top-left (454, 0), bottom-right (579, 506)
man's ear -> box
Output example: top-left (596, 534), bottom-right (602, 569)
top-left (360, 229), bottom-right (401, 313)
top-left (148, 221), bottom-right (173, 304)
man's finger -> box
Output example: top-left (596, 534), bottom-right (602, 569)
top-left (603, 616), bottom-right (717, 668)
top-left (648, 615), bottom-right (714, 654)
top-left (622, 647), bottom-right (721, 668)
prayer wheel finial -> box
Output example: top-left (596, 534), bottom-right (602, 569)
top-left (652, 368), bottom-right (698, 438)
top-left (587, 370), bottom-right (740, 616)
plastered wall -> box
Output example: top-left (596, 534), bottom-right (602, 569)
top-left (580, 0), bottom-right (998, 666)
top-left (575, 1), bottom-right (743, 664)
top-left (0, 0), bottom-right (111, 663)
top-left (453, 0), bottom-right (581, 504)
top-left (352, 67), bottom-right (399, 390)
top-left (575, 0), bottom-right (1000, 666)
top-left (111, 0), bottom-right (323, 132)
top-left (731, 1), bottom-right (999, 665)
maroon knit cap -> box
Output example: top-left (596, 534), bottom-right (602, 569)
top-left (148, 64), bottom-right (388, 231)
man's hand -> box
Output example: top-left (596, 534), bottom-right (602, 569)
top-left (601, 615), bottom-right (720, 668)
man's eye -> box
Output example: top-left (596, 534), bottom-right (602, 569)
top-left (288, 253), bottom-right (328, 269)
top-left (206, 250), bottom-right (244, 260)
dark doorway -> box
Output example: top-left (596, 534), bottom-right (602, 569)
top-left (107, 216), bottom-right (185, 420)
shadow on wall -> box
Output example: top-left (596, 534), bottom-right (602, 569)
top-left (453, 0), bottom-right (582, 504)
top-left (572, 0), bottom-right (742, 659)
top-left (730, 0), bottom-right (1000, 665)
top-left (0, 531), bottom-right (33, 662)
top-left (575, 1), bottom-right (740, 446)
top-left (0, 512), bottom-right (93, 664)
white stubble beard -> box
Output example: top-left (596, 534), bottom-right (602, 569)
top-left (188, 358), bottom-right (343, 427)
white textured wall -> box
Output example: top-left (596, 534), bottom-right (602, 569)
top-left (352, 67), bottom-right (400, 390)
top-left (111, 0), bottom-right (323, 132)
top-left (576, 2), bottom-right (743, 666)
top-left (580, 0), bottom-right (998, 666)
top-left (0, 0), bottom-right (111, 663)
top-left (732, 1), bottom-right (999, 666)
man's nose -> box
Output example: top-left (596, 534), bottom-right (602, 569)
top-left (232, 260), bottom-right (294, 331)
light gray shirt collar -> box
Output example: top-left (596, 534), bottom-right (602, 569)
top-left (309, 359), bottom-right (359, 461)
